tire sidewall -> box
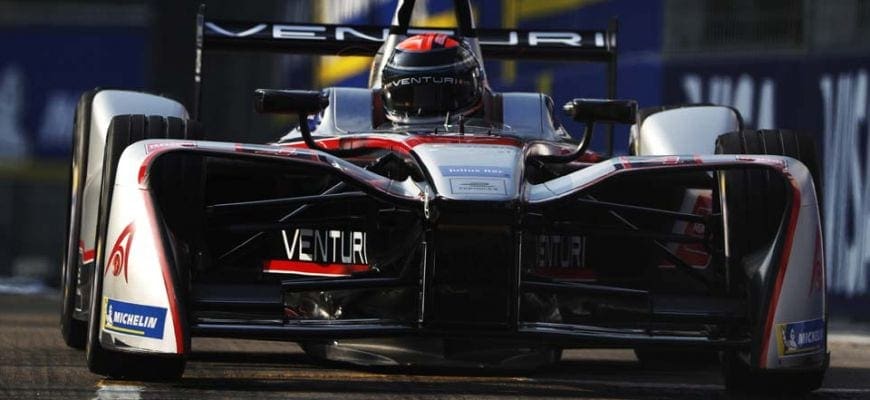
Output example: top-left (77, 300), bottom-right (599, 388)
top-left (61, 91), bottom-right (95, 348)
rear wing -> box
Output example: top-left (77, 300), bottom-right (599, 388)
top-left (201, 21), bottom-right (617, 62)
top-left (193, 0), bottom-right (618, 146)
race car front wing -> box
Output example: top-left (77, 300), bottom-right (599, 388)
top-left (97, 139), bottom-right (825, 372)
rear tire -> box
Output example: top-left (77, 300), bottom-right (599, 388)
top-left (715, 129), bottom-right (826, 394)
top-left (86, 115), bottom-right (197, 380)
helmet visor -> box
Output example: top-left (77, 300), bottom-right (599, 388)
top-left (382, 74), bottom-right (480, 119)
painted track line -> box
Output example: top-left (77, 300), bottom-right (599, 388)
top-left (829, 333), bottom-right (870, 345)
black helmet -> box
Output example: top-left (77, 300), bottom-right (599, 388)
top-left (381, 33), bottom-right (483, 123)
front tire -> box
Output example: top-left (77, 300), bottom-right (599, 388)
top-left (85, 115), bottom-right (196, 380)
top-left (721, 350), bottom-right (827, 394)
top-left (715, 129), bottom-right (826, 394)
top-left (61, 90), bottom-right (102, 350)
top-left (715, 129), bottom-right (821, 259)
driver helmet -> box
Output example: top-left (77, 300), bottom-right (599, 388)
top-left (381, 33), bottom-right (484, 124)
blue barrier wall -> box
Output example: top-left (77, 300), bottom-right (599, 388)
top-left (0, 25), bottom-right (147, 279)
top-left (0, 27), bottom-right (147, 159)
top-left (482, 0), bottom-right (663, 154)
top-left (664, 56), bottom-right (870, 302)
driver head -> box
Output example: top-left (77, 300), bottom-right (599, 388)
top-left (381, 33), bottom-right (484, 124)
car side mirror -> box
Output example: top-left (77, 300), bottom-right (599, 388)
top-left (530, 98), bottom-right (638, 164)
top-left (254, 89), bottom-right (329, 115)
top-left (563, 98), bottom-right (637, 125)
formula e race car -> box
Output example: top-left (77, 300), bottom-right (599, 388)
top-left (59, 0), bottom-right (827, 394)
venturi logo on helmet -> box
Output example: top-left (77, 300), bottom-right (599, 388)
top-left (388, 76), bottom-right (468, 87)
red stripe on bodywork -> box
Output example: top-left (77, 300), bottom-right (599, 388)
top-left (138, 142), bottom-right (196, 184)
top-left (618, 156), bottom-right (632, 169)
top-left (141, 191), bottom-right (185, 354)
top-left (137, 164), bottom-right (148, 184)
top-left (809, 228), bottom-right (824, 295)
top-left (281, 135), bottom-right (524, 156)
top-left (759, 178), bottom-right (802, 368)
top-left (79, 240), bottom-right (95, 264)
top-left (263, 260), bottom-right (369, 277)
top-left (83, 250), bottom-right (95, 263)
top-left (105, 223), bottom-right (135, 283)
top-left (280, 135), bottom-right (602, 164)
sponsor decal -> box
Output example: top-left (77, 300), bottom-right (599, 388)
top-left (387, 76), bottom-right (469, 87)
top-left (660, 155), bottom-right (681, 165)
top-left (659, 189), bottom-right (712, 269)
top-left (734, 155), bottom-right (788, 169)
top-left (204, 22), bottom-right (268, 38)
top-left (614, 155), bottom-right (704, 171)
top-left (272, 147), bottom-right (299, 157)
top-left (537, 235), bottom-right (586, 268)
top-left (449, 178), bottom-right (507, 195)
top-left (78, 240), bottom-right (95, 264)
top-left (440, 165), bottom-right (511, 178)
top-left (105, 223), bottom-right (134, 282)
top-left (283, 228), bottom-right (367, 264)
top-left (236, 143), bottom-right (308, 158)
top-left (145, 141), bottom-right (196, 154)
top-left (533, 234), bottom-right (593, 280)
top-left (102, 297), bottom-right (166, 339)
top-left (204, 23), bottom-right (605, 48)
top-left (776, 318), bottom-right (825, 357)
top-left (265, 228), bottom-right (370, 276)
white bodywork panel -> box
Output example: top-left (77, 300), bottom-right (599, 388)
top-left (80, 90), bottom-right (188, 259)
top-left (100, 183), bottom-right (181, 354)
top-left (761, 160), bottom-right (827, 369)
top-left (632, 106), bottom-right (741, 156)
top-left (413, 144), bottom-right (524, 201)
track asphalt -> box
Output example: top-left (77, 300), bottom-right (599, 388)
top-left (1, 293), bottom-right (869, 399)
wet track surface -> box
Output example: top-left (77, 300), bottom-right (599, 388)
top-left (2, 294), bottom-right (869, 399)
